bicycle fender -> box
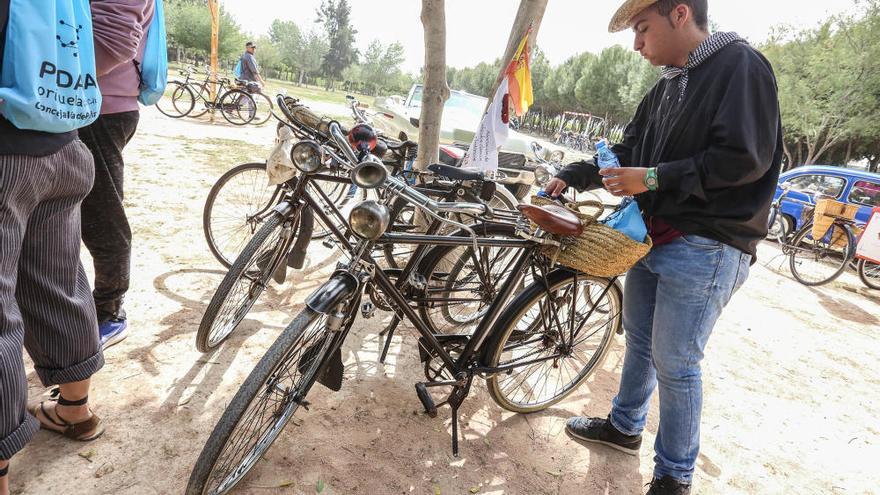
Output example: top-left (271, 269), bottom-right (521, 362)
top-left (305, 271), bottom-right (359, 314)
top-left (287, 205), bottom-right (313, 269)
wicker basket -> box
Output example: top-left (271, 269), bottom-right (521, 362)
top-left (812, 198), bottom-right (859, 239)
top-left (531, 195), bottom-right (652, 277)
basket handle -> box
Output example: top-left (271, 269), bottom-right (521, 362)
top-left (566, 199), bottom-right (604, 221)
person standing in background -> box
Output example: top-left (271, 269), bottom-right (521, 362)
top-left (239, 41), bottom-right (267, 87)
top-left (79, 0), bottom-right (155, 349)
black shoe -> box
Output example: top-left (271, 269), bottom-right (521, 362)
top-left (564, 415), bottom-right (641, 455)
top-left (645, 475), bottom-right (691, 495)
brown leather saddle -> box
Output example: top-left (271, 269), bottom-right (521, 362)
top-left (517, 203), bottom-right (584, 236)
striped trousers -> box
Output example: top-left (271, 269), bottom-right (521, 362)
top-left (0, 140), bottom-right (105, 460)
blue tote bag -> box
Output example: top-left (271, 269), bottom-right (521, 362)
top-left (0, 0), bottom-right (101, 132)
top-left (136, 0), bottom-right (167, 106)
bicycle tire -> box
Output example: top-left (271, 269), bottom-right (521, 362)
top-left (203, 162), bottom-right (281, 268)
top-left (220, 89), bottom-right (256, 126)
top-left (858, 258), bottom-right (880, 290)
top-left (416, 222), bottom-right (521, 334)
top-left (249, 92), bottom-right (274, 126)
top-left (156, 81), bottom-right (194, 118)
top-left (188, 83), bottom-right (211, 118)
top-left (788, 222), bottom-right (854, 286)
top-left (187, 308), bottom-right (335, 495)
top-left (196, 209), bottom-right (297, 353)
top-left (484, 269), bottom-right (622, 413)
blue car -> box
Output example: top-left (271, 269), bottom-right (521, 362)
top-left (772, 165), bottom-right (880, 237)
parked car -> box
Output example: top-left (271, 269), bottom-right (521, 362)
top-left (371, 84), bottom-right (564, 199)
top-left (771, 165), bottom-right (880, 238)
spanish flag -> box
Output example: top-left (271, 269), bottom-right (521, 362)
top-left (505, 27), bottom-right (533, 117)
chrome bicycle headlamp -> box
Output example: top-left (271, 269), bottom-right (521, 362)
top-left (550, 150), bottom-right (565, 163)
top-left (350, 157), bottom-right (388, 190)
top-left (348, 200), bottom-right (391, 240)
top-left (534, 164), bottom-right (556, 187)
top-left (290, 140), bottom-right (324, 173)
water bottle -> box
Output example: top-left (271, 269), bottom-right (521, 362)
top-left (595, 139), bottom-right (620, 169)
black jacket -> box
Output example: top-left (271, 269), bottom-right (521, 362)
top-left (557, 42), bottom-right (783, 260)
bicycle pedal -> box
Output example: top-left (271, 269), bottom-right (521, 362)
top-left (322, 239), bottom-right (335, 249)
top-left (414, 383), bottom-right (438, 418)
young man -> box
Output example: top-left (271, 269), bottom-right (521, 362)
top-left (545, 1), bottom-right (782, 493)
top-left (0, 4), bottom-right (105, 493)
top-left (239, 41), bottom-right (267, 87)
top-left (79, 0), bottom-right (155, 349)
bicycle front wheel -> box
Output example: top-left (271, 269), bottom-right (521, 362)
top-left (788, 222), bottom-right (854, 286)
top-left (485, 269), bottom-right (622, 413)
top-left (187, 308), bottom-right (336, 495)
top-left (196, 209), bottom-right (297, 353)
top-left (858, 258), bottom-right (880, 290)
top-left (156, 81), bottom-right (195, 118)
top-left (220, 89), bottom-right (256, 125)
top-left (203, 162), bottom-right (281, 268)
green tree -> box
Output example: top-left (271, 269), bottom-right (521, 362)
top-left (361, 40), bottom-right (406, 94)
top-left (268, 19), bottom-right (302, 71)
top-left (316, 0), bottom-right (358, 88)
top-left (165, 0), bottom-right (245, 60)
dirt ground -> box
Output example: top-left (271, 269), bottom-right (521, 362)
top-left (11, 105), bottom-right (880, 495)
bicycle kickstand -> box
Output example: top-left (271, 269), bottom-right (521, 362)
top-left (379, 315), bottom-right (401, 364)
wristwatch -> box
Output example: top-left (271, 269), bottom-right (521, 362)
top-left (644, 167), bottom-right (659, 191)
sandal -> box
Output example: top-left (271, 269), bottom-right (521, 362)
top-left (27, 390), bottom-right (104, 441)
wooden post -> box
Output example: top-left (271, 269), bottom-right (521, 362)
top-left (208, 0), bottom-right (220, 121)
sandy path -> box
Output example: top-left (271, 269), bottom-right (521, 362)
top-left (11, 105), bottom-right (880, 495)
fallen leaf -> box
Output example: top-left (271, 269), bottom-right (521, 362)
top-left (546, 470), bottom-right (563, 477)
top-left (316, 479), bottom-right (325, 493)
top-left (434, 486), bottom-right (441, 495)
top-left (276, 480), bottom-right (295, 488)
top-left (482, 437), bottom-right (490, 447)
top-left (469, 487), bottom-right (480, 494)
top-left (78, 449), bottom-right (96, 462)
top-left (95, 463), bottom-right (114, 478)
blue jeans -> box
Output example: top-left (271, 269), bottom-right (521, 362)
top-left (609, 234), bottom-right (751, 482)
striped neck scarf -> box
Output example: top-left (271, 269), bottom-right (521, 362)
top-left (661, 32), bottom-right (747, 101)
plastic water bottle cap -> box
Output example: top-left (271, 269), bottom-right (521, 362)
top-left (595, 140), bottom-right (607, 150)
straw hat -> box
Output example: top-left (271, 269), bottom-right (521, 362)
top-left (608, 0), bottom-right (660, 32)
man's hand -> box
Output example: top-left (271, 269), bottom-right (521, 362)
top-left (600, 167), bottom-right (650, 196)
top-left (544, 177), bottom-right (567, 197)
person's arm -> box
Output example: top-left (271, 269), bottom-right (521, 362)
top-left (549, 84), bottom-right (656, 194)
top-left (90, 0), bottom-right (151, 76)
top-left (655, 51), bottom-right (781, 203)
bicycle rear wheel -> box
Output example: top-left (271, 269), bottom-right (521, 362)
top-left (203, 162), bottom-right (281, 268)
top-left (187, 308), bottom-right (337, 495)
top-left (196, 209), bottom-right (297, 353)
top-left (858, 258), bottom-right (880, 290)
top-left (484, 269), bottom-right (622, 413)
top-left (788, 222), bottom-right (854, 286)
top-left (220, 89), bottom-right (256, 125)
top-left (156, 81), bottom-right (194, 118)
top-left (417, 223), bottom-right (522, 335)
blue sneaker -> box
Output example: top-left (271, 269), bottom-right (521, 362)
top-left (99, 318), bottom-right (128, 349)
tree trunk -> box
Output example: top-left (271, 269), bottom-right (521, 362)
top-left (415, 0), bottom-right (450, 171)
top-left (485, 0), bottom-right (549, 111)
